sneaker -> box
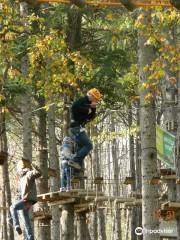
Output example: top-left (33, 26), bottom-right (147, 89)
top-left (60, 187), bottom-right (66, 192)
top-left (15, 225), bottom-right (22, 235)
top-left (68, 160), bottom-right (81, 170)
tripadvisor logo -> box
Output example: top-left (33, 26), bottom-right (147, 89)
top-left (135, 227), bottom-right (174, 235)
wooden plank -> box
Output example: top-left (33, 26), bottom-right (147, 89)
top-left (160, 168), bottom-right (176, 176)
top-left (48, 198), bottom-right (76, 206)
top-left (161, 175), bottom-right (176, 180)
top-left (124, 199), bottom-right (142, 207)
top-left (33, 211), bottom-right (52, 220)
top-left (37, 0), bottom-right (172, 7)
top-left (161, 201), bottom-right (180, 211)
top-left (75, 207), bottom-right (89, 213)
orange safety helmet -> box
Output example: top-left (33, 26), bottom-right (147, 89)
top-left (87, 88), bottom-right (102, 101)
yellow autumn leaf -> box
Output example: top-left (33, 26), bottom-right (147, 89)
top-left (0, 107), bottom-right (9, 113)
top-left (0, 95), bottom-right (6, 101)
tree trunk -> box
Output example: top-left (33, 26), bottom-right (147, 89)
top-left (21, 93), bottom-right (32, 161)
top-left (35, 96), bottom-right (51, 240)
top-left (175, 22), bottom-right (180, 239)
top-left (61, 205), bottom-right (74, 240)
top-left (110, 118), bottom-right (121, 240)
top-left (138, 10), bottom-right (160, 240)
top-left (0, 113), bottom-right (14, 240)
top-left (77, 212), bottom-right (90, 240)
top-left (128, 106), bottom-right (137, 240)
top-left (47, 102), bottom-right (60, 240)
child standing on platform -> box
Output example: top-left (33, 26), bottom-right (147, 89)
top-left (60, 136), bottom-right (74, 192)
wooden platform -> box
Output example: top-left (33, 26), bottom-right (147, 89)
top-left (160, 169), bottom-right (176, 176)
top-left (33, 210), bottom-right (52, 220)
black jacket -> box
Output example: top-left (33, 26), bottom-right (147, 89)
top-left (70, 95), bottom-right (96, 127)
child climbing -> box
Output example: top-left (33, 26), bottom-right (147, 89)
top-left (10, 159), bottom-right (41, 239)
top-left (60, 136), bottom-right (74, 192)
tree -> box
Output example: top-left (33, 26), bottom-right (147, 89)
top-left (138, 10), bottom-right (160, 240)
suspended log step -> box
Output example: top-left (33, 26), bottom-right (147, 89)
top-left (160, 168), bottom-right (176, 176)
top-left (0, 151), bottom-right (8, 165)
top-left (161, 201), bottom-right (180, 211)
top-left (33, 210), bottom-right (52, 220)
top-left (48, 168), bottom-right (58, 177)
top-left (123, 177), bottom-right (135, 185)
top-left (94, 177), bottom-right (103, 184)
top-left (149, 176), bottom-right (161, 185)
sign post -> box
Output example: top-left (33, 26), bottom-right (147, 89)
top-left (156, 125), bottom-right (175, 169)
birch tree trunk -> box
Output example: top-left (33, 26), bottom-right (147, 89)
top-left (128, 106), bottom-right (137, 240)
top-left (175, 23), bottom-right (180, 239)
top-left (0, 113), bottom-right (14, 240)
top-left (135, 109), bottom-right (142, 240)
top-left (110, 117), bottom-right (121, 240)
top-left (47, 102), bottom-right (60, 240)
top-left (138, 10), bottom-right (159, 240)
top-left (61, 7), bottom-right (82, 240)
top-left (35, 96), bottom-right (51, 240)
top-left (21, 92), bottom-right (32, 161)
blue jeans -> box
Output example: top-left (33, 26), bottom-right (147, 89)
top-left (69, 126), bottom-right (93, 166)
top-left (61, 161), bottom-right (71, 188)
top-left (10, 200), bottom-right (34, 240)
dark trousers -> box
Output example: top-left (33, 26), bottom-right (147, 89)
top-left (69, 126), bottom-right (93, 166)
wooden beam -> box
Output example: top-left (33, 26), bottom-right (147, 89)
top-left (36, 0), bottom-right (173, 7)
top-left (48, 198), bottom-right (76, 206)
top-left (161, 201), bottom-right (180, 211)
top-left (33, 211), bottom-right (52, 220)
top-left (161, 175), bottom-right (176, 181)
top-left (75, 207), bottom-right (89, 213)
top-left (124, 199), bottom-right (142, 207)
top-left (160, 168), bottom-right (176, 176)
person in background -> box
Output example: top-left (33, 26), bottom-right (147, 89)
top-left (68, 88), bottom-right (102, 170)
top-left (60, 136), bottom-right (74, 192)
top-left (10, 159), bottom-right (41, 240)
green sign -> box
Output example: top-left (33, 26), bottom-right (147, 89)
top-left (156, 125), bottom-right (175, 168)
